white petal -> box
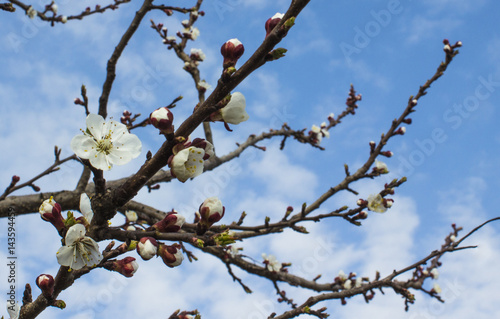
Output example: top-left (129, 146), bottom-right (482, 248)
top-left (86, 114), bottom-right (106, 139)
top-left (71, 135), bottom-right (97, 159)
top-left (79, 193), bottom-right (93, 223)
top-left (111, 133), bottom-right (142, 159)
top-left (65, 224), bottom-right (86, 245)
top-left (221, 92), bottom-right (249, 125)
top-left (56, 245), bottom-right (77, 268)
top-left (89, 151), bottom-right (112, 171)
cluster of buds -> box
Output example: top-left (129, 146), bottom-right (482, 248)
top-left (36, 274), bottom-right (55, 299)
top-left (150, 21), bottom-right (176, 46)
top-left (190, 48), bottom-right (205, 64)
top-left (346, 85), bottom-right (362, 114)
top-left (309, 122), bottom-right (329, 145)
top-left (148, 210), bottom-right (185, 233)
top-left (221, 38), bottom-right (244, 69)
top-left (209, 92), bottom-right (249, 130)
top-left (39, 196), bottom-right (65, 232)
top-left (335, 270), bottom-right (363, 290)
top-left (196, 197), bottom-right (225, 235)
top-left (104, 257), bottom-right (139, 277)
top-left (178, 26), bottom-right (200, 41)
top-left (150, 106), bottom-right (174, 135)
top-left (443, 39), bottom-right (462, 55)
top-left (168, 138), bottom-right (214, 182)
top-left (158, 243), bottom-right (184, 267)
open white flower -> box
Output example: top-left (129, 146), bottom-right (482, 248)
top-left (375, 160), bottom-right (389, 174)
top-left (56, 224), bottom-right (102, 270)
top-left (262, 253), bottom-right (282, 272)
top-left (221, 92), bottom-right (249, 125)
top-left (71, 114), bottom-right (142, 171)
top-left (170, 146), bottom-right (205, 182)
top-left (367, 194), bottom-right (387, 213)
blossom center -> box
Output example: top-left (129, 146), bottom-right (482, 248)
top-left (96, 134), bottom-right (113, 155)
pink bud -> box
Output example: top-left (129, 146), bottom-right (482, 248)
top-left (136, 237), bottom-right (158, 260)
top-left (199, 197), bottom-right (225, 227)
top-left (265, 13), bottom-right (284, 37)
top-left (150, 211), bottom-right (185, 233)
top-left (158, 243), bottom-right (184, 268)
top-left (36, 274), bottom-right (55, 298)
top-left (221, 38), bottom-right (244, 69)
top-left (150, 107), bottom-right (174, 134)
top-left (114, 257), bottom-right (139, 277)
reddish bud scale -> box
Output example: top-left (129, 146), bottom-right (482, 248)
top-left (151, 211), bottom-right (185, 233)
top-left (265, 17), bottom-right (282, 37)
top-left (158, 243), bottom-right (183, 267)
top-left (221, 39), bottom-right (244, 69)
top-left (114, 257), bottom-right (138, 277)
top-left (36, 274), bottom-right (55, 298)
top-left (150, 107), bottom-right (174, 134)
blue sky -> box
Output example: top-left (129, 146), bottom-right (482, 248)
top-left (1, 0), bottom-right (500, 318)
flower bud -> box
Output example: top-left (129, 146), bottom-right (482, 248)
top-left (136, 237), bottom-right (159, 260)
top-left (150, 107), bottom-right (174, 134)
top-left (221, 38), bottom-right (244, 69)
top-left (158, 243), bottom-right (184, 268)
top-left (39, 196), bottom-right (65, 232)
top-left (150, 211), bottom-right (186, 233)
top-left (113, 257), bottom-right (139, 277)
top-left (199, 197), bottom-right (225, 227)
top-left (36, 274), bottom-right (55, 299)
top-left (265, 13), bottom-right (284, 37)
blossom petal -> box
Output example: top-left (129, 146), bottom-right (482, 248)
top-left (86, 114), bottom-right (106, 139)
top-left (79, 193), bottom-right (93, 223)
top-left (70, 135), bottom-right (96, 159)
top-left (89, 151), bottom-right (112, 171)
top-left (65, 224), bottom-right (86, 245)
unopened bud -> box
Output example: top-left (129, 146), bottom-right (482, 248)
top-left (136, 237), bottom-right (159, 261)
top-left (36, 274), bottom-right (55, 298)
top-left (158, 243), bottom-right (184, 268)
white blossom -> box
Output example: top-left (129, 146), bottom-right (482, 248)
top-left (56, 224), bottom-right (102, 270)
top-left (171, 147), bottom-right (205, 182)
top-left (71, 114), bottom-right (142, 171)
top-left (190, 48), bottom-right (206, 61)
top-left (51, 3), bottom-right (58, 14)
top-left (431, 268), bottom-right (439, 279)
top-left (338, 270), bottom-right (348, 280)
top-left (125, 210), bottom-right (138, 222)
top-left (343, 279), bottom-right (352, 289)
top-left (262, 253), bottom-right (282, 272)
top-left (27, 6), bottom-right (37, 19)
top-left (433, 283), bottom-right (442, 294)
top-left (375, 160), bottom-right (389, 174)
top-left (221, 92), bottom-right (249, 125)
top-left (61, 16), bottom-right (67, 23)
top-left (367, 194), bottom-right (387, 213)
top-left (198, 80), bottom-right (211, 91)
